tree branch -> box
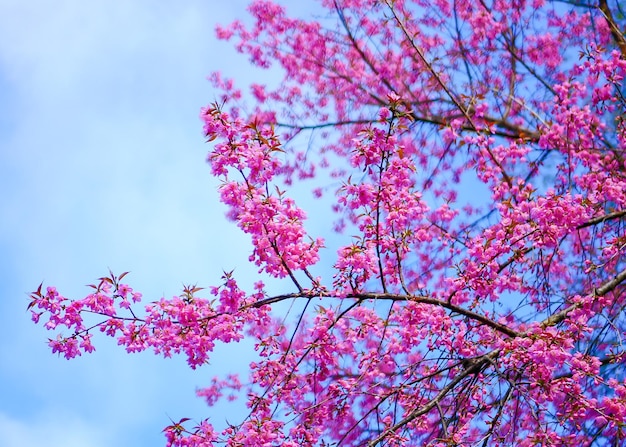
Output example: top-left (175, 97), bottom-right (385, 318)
top-left (541, 267), bottom-right (626, 328)
top-left (598, 0), bottom-right (626, 58)
top-left (577, 209), bottom-right (626, 229)
top-left (366, 350), bottom-right (500, 446)
top-left (250, 291), bottom-right (521, 338)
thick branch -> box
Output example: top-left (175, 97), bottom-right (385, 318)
top-left (366, 350), bottom-right (500, 446)
top-left (599, 0), bottom-right (626, 58)
top-left (252, 267), bottom-right (626, 342)
top-left (251, 291), bottom-right (521, 338)
top-left (541, 267), bottom-right (626, 328)
top-left (577, 209), bottom-right (626, 229)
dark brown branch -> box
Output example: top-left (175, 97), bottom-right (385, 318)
top-left (598, 0), bottom-right (626, 58)
top-left (577, 209), bottom-right (626, 229)
top-left (250, 291), bottom-right (521, 338)
top-left (541, 267), bottom-right (626, 328)
top-left (366, 350), bottom-right (500, 446)
top-left (251, 266), bottom-right (626, 340)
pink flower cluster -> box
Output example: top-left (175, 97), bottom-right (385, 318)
top-left (30, 273), bottom-right (271, 371)
top-left (202, 104), bottom-right (323, 278)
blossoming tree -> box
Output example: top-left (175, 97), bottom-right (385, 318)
top-left (29, 0), bottom-right (626, 445)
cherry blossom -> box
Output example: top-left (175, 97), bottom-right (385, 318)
top-left (30, 0), bottom-right (626, 445)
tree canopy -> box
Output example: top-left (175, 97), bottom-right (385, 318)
top-left (30, 1), bottom-right (626, 445)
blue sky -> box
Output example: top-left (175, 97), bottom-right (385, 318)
top-left (0, 1), bottom-right (308, 446)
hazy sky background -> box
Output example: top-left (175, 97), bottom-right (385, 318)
top-left (0, 1), bottom-right (322, 446)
